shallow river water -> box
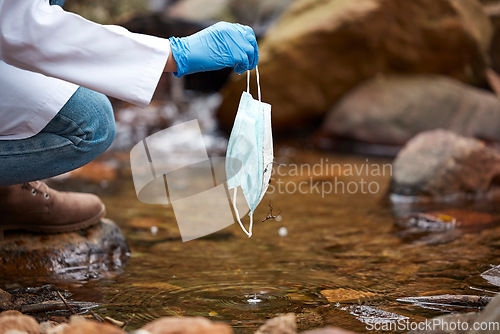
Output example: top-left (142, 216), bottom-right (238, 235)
top-left (7, 148), bottom-right (500, 333)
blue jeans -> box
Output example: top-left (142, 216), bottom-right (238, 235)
top-left (0, 87), bottom-right (116, 186)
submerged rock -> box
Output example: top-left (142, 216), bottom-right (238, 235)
top-left (0, 219), bottom-right (129, 280)
top-left (140, 316), bottom-right (233, 334)
top-left (320, 288), bottom-right (375, 303)
top-left (318, 76), bottom-right (500, 147)
top-left (391, 130), bottom-right (500, 198)
top-left (0, 290), bottom-right (12, 311)
top-left (218, 0), bottom-right (492, 133)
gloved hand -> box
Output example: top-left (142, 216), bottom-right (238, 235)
top-left (168, 22), bottom-right (259, 77)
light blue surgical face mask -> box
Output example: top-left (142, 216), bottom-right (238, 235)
top-left (226, 67), bottom-right (273, 237)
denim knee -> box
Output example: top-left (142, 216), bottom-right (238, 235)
top-left (85, 90), bottom-right (116, 154)
top-left (75, 88), bottom-right (116, 157)
top-left (43, 87), bottom-right (116, 159)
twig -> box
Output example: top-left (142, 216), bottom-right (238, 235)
top-left (104, 316), bottom-right (125, 327)
top-left (21, 302), bottom-right (71, 313)
top-left (90, 310), bottom-right (104, 322)
top-left (469, 286), bottom-right (498, 295)
top-left (56, 290), bottom-right (76, 315)
top-left (121, 313), bottom-right (136, 330)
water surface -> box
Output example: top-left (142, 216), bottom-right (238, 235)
top-left (7, 149), bottom-right (500, 333)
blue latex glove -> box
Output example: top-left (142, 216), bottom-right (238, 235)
top-left (168, 22), bottom-right (259, 77)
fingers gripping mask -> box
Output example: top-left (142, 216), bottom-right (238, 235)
top-left (226, 67), bottom-right (273, 237)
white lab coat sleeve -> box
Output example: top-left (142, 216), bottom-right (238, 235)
top-left (0, 0), bottom-right (171, 108)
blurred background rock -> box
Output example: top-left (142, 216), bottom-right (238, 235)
top-left (62, 0), bottom-right (500, 198)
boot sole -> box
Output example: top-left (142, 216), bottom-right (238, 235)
top-left (0, 204), bottom-right (106, 240)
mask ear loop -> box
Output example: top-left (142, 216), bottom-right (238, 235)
top-left (247, 69), bottom-right (251, 93)
top-left (256, 65), bottom-right (261, 103)
top-left (232, 187), bottom-right (252, 237)
top-left (246, 66), bottom-right (262, 102)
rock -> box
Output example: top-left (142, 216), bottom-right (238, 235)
top-left (217, 0), bottom-right (492, 133)
top-left (0, 310), bottom-right (40, 334)
top-left (320, 288), bottom-right (375, 303)
top-left (46, 316), bottom-right (125, 334)
top-left (0, 290), bottom-right (12, 311)
top-left (391, 129), bottom-right (500, 197)
top-left (300, 328), bottom-right (357, 334)
top-left (255, 313), bottom-right (297, 334)
top-left (318, 75), bottom-right (500, 147)
top-left (0, 219), bottom-right (129, 280)
top-left (140, 316), bottom-right (233, 334)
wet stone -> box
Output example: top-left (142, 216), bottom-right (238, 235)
top-left (391, 129), bottom-right (500, 198)
top-left (0, 219), bottom-right (129, 280)
top-left (320, 288), bottom-right (375, 303)
top-left (0, 288), bottom-right (12, 311)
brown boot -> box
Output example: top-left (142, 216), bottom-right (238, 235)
top-left (0, 181), bottom-right (105, 238)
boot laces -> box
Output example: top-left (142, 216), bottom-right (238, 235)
top-left (22, 181), bottom-right (50, 199)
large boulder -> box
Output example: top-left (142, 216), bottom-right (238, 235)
top-left (391, 129), bottom-right (500, 197)
top-left (217, 0), bottom-right (492, 133)
top-left (318, 75), bottom-right (500, 146)
top-left (0, 219), bottom-right (129, 279)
